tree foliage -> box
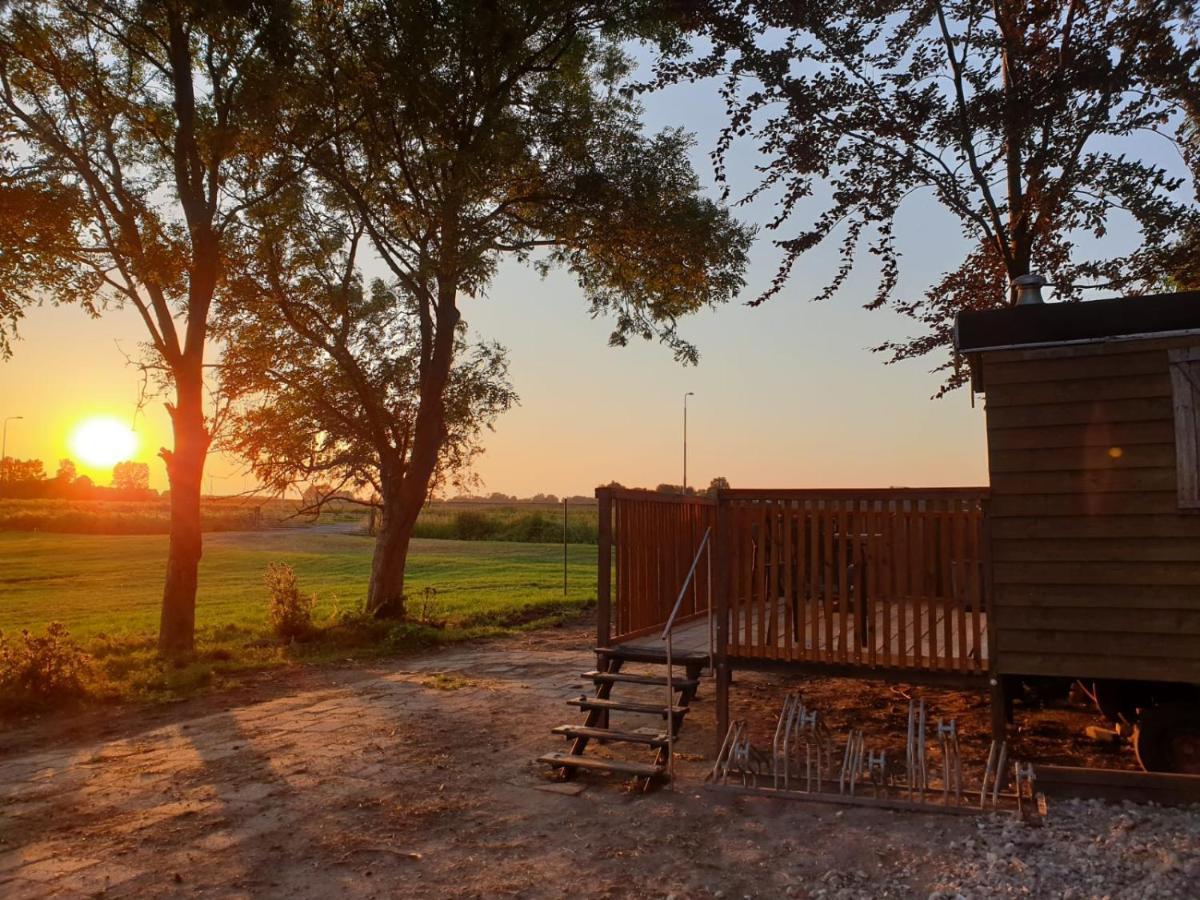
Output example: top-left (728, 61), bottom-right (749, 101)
top-left (656, 0), bottom-right (1200, 391)
top-left (0, 0), bottom-right (295, 650)
top-left (111, 460), bottom-right (150, 493)
top-left (218, 198), bottom-right (518, 510)
top-left (222, 0), bottom-right (752, 617)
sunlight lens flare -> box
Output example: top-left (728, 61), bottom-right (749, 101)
top-left (69, 417), bottom-right (138, 468)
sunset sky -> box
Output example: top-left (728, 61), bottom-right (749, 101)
top-left (0, 52), bottom-right (1177, 497)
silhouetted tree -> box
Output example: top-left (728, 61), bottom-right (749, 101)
top-left (240, 0), bottom-right (752, 618)
top-left (220, 199), bottom-right (517, 614)
top-left (706, 476), bottom-right (730, 497)
top-left (0, 457), bottom-right (43, 484)
top-left (656, 1), bottom-right (1200, 391)
top-left (53, 459), bottom-right (76, 485)
top-left (111, 461), bottom-right (150, 494)
top-left (0, 1), bottom-right (294, 651)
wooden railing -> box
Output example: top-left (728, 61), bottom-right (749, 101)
top-left (599, 488), bottom-right (716, 642)
top-left (597, 487), bottom-right (989, 674)
top-left (721, 489), bottom-right (989, 673)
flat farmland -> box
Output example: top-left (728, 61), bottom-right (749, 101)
top-left (0, 530), bottom-right (598, 638)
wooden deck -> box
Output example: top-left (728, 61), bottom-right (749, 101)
top-left (618, 601), bottom-right (988, 672)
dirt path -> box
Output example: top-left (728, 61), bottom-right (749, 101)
top-left (1, 622), bottom-right (1196, 898)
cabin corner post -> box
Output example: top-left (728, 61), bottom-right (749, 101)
top-left (980, 496), bottom-right (1007, 741)
top-left (596, 487), bottom-right (613, 649)
top-left (714, 490), bottom-right (732, 756)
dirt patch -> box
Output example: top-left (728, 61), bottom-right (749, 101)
top-left (0, 618), bottom-right (1189, 899)
top-left (728, 670), bottom-right (1135, 773)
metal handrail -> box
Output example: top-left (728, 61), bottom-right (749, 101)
top-left (661, 526), bottom-right (712, 783)
top-left (660, 526), bottom-right (712, 640)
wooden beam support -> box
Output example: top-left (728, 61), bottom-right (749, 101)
top-left (715, 491), bottom-right (732, 756)
top-left (596, 487), bottom-right (612, 650)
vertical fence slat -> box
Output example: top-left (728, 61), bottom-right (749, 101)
top-left (783, 502), bottom-right (794, 661)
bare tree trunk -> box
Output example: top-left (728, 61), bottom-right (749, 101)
top-left (366, 273), bottom-right (461, 620)
top-left (367, 481), bottom-right (414, 619)
top-left (158, 365), bottom-right (210, 654)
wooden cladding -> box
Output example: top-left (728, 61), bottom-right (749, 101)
top-left (608, 489), bottom-right (716, 642)
top-left (722, 491), bottom-right (988, 673)
top-left (982, 339), bottom-right (1200, 684)
top-left (1168, 347), bottom-right (1200, 509)
top-left (601, 488), bottom-right (989, 674)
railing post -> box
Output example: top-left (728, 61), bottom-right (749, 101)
top-left (596, 487), bottom-right (613, 649)
top-left (980, 497), bottom-right (1006, 740)
top-left (714, 490), bottom-right (731, 758)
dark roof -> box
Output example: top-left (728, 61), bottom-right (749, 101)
top-left (954, 291), bottom-right (1200, 353)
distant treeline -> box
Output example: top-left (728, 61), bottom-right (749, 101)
top-left (0, 457), bottom-right (155, 502)
top-left (412, 506), bottom-right (599, 544)
top-left (0, 498), bottom-right (263, 534)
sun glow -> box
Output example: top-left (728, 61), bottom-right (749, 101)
top-left (69, 417), bottom-right (139, 468)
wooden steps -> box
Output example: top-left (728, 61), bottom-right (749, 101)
top-left (595, 645), bottom-right (710, 667)
top-left (584, 670), bottom-right (698, 690)
top-left (567, 697), bottom-right (687, 717)
top-left (537, 752), bottom-right (664, 778)
top-left (551, 725), bottom-right (668, 747)
top-left (539, 648), bottom-right (708, 789)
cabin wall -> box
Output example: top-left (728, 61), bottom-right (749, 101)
top-left (981, 336), bottom-right (1200, 684)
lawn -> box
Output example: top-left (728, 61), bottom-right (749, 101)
top-left (0, 529), bottom-right (598, 707)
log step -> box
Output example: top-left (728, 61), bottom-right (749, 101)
top-left (551, 725), bottom-right (669, 747)
top-left (584, 671), bottom-right (699, 690)
top-left (596, 646), bottom-right (709, 666)
top-left (568, 697), bottom-right (688, 717)
top-left (538, 752), bottom-right (665, 778)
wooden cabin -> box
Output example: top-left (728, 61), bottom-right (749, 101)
top-left (541, 290), bottom-right (1200, 785)
top-left (956, 290), bottom-right (1200, 772)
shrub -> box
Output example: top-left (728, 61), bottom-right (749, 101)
top-left (0, 622), bottom-right (93, 711)
top-left (264, 562), bottom-right (315, 640)
top-left (500, 511), bottom-right (558, 543)
top-left (452, 510), bottom-right (497, 541)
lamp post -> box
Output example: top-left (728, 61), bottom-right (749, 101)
top-left (2, 415), bottom-right (23, 489)
top-left (683, 392), bottom-right (694, 494)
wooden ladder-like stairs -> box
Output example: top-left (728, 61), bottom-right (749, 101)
top-left (538, 646), bottom-right (709, 788)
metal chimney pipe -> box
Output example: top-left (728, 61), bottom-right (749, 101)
top-left (1013, 273), bottom-right (1047, 306)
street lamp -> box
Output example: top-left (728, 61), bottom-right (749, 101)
top-left (2, 415), bottom-right (23, 486)
top-left (683, 392), bottom-right (694, 494)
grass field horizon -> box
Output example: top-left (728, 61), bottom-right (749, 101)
top-left (0, 530), bottom-right (598, 637)
top-left (0, 496), bottom-right (602, 542)
top-left (0, 530), bottom-right (598, 707)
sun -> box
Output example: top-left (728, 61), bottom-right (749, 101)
top-left (69, 417), bottom-right (139, 468)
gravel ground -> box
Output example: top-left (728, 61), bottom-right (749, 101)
top-left (927, 799), bottom-right (1200, 900)
top-left (2, 619), bottom-right (1198, 899)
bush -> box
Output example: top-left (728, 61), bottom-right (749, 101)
top-left (452, 510), bottom-right (498, 541)
top-left (264, 562), bottom-right (315, 640)
top-left (500, 511), bottom-right (558, 543)
top-left (0, 622), bottom-right (93, 711)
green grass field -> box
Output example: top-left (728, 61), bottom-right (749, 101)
top-left (0, 530), bottom-right (598, 707)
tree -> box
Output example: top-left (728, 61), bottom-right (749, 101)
top-left (657, 1), bottom-right (1200, 391)
top-left (220, 201), bottom-right (517, 612)
top-left (0, 457), bottom-right (43, 484)
top-left (111, 461), bottom-right (150, 494)
top-left (250, 0), bottom-right (752, 618)
top-left (0, 2), bottom-right (292, 651)
top-left (53, 459), bottom-right (76, 485)
top-left (706, 476), bottom-right (730, 497)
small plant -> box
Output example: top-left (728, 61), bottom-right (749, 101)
top-left (0, 622), bottom-right (93, 711)
top-left (264, 562), bottom-right (315, 640)
top-left (416, 586), bottom-right (440, 625)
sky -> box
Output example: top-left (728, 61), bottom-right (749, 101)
top-left (0, 46), bottom-right (1181, 498)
